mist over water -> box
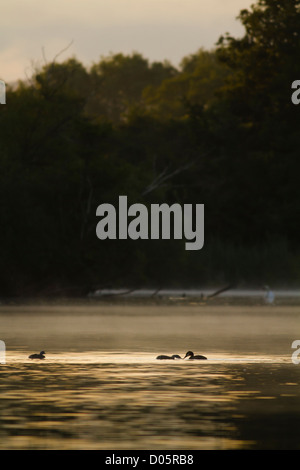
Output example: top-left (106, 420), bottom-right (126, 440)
top-left (0, 303), bottom-right (299, 449)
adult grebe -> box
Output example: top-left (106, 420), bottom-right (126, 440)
top-left (156, 354), bottom-right (182, 360)
top-left (183, 350), bottom-right (207, 360)
top-left (28, 351), bottom-right (45, 359)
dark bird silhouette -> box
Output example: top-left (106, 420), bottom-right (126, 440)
top-left (28, 351), bottom-right (46, 359)
top-left (183, 350), bottom-right (207, 360)
top-left (156, 354), bottom-right (182, 360)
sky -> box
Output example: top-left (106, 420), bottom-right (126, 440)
top-left (1, 0), bottom-right (254, 83)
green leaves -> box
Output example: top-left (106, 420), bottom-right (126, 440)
top-left (1, 1), bottom-right (300, 295)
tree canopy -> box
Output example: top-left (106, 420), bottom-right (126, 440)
top-left (1, 0), bottom-right (300, 297)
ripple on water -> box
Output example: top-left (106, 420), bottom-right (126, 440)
top-left (0, 304), bottom-right (299, 449)
top-left (0, 350), bottom-right (299, 450)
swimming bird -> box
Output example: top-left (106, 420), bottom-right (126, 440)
top-left (183, 350), bottom-right (207, 360)
top-left (156, 354), bottom-right (182, 360)
top-left (28, 351), bottom-right (46, 359)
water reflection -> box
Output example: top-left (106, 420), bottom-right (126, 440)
top-left (0, 354), bottom-right (299, 449)
top-left (0, 305), bottom-right (299, 449)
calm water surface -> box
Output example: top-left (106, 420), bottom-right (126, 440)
top-left (0, 304), bottom-right (299, 449)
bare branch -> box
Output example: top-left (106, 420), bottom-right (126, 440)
top-left (142, 159), bottom-right (196, 196)
top-left (52, 40), bottom-right (74, 65)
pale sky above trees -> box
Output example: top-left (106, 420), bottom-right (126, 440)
top-left (1, 0), bottom-right (253, 82)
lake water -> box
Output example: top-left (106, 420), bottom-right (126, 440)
top-left (0, 302), bottom-right (299, 450)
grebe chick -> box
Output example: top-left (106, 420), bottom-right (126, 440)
top-left (28, 351), bottom-right (45, 359)
top-left (156, 354), bottom-right (182, 360)
top-left (184, 350), bottom-right (207, 360)
top-left (172, 354), bottom-right (182, 360)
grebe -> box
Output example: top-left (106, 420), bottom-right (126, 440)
top-left (28, 351), bottom-right (46, 359)
top-left (183, 350), bottom-right (207, 360)
top-left (156, 354), bottom-right (182, 360)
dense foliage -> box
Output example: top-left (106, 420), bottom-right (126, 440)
top-left (1, 0), bottom-right (300, 296)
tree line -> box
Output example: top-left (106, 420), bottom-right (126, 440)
top-left (1, 0), bottom-right (300, 297)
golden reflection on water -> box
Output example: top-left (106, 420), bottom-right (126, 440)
top-left (0, 352), bottom-right (299, 450)
top-left (0, 304), bottom-right (299, 449)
